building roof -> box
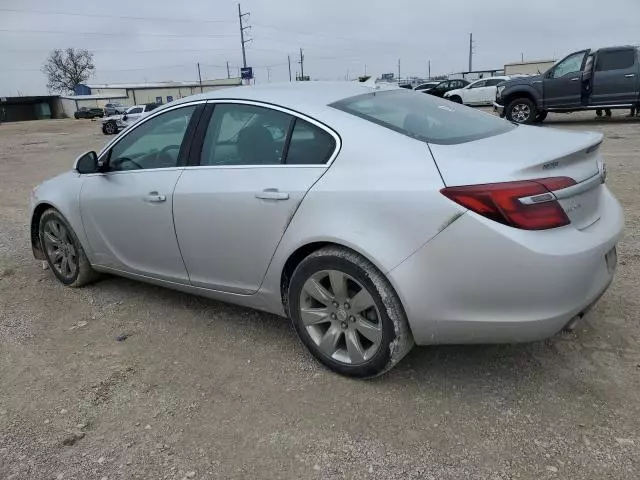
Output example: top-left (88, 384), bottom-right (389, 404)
top-left (85, 78), bottom-right (241, 89)
top-left (60, 94), bottom-right (128, 100)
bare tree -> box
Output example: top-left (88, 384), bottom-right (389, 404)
top-left (41, 48), bottom-right (96, 93)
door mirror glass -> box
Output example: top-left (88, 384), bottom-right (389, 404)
top-left (75, 151), bottom-right (99, 174)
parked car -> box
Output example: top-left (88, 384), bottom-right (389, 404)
top-left (101, 103), bottom-right (160, 135)
top-left (420, 79), bottom-right (470, 97)
top-left (495, 45), bottom-right (640, 123)
top-left (30, 82), bottom-right (623, 378)
top-left (444, 76), bottom-right (511, 106)
top-left (104, 103), bottom-right (127, 116)
top-left (414, 81), bottom-right (441, 92)
top-left (74, 107), bottom-right (104, 119)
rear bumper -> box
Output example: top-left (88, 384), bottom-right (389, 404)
top-left (389, 187), bottom-right (624, 345)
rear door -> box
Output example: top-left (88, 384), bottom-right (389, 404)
top-left (464, 80), bottom-right (486, 105)
top-left (543, 50), bottom-right (589, 107)
top-left (591, 48), bottom-right (639, 105)
top-left (172, 101), bottom-right (339, 294)
top-left (429, 125), bottom-right (605, 230)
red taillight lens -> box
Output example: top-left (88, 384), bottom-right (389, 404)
top-left (441, 177), bottom-right (576, 230)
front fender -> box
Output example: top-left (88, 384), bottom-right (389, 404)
top-left (502, 85), bottom-right (543, 108)
top-left (30, 172), bottom-right (92, 262)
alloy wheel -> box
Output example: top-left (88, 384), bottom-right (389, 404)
top-left (299, 270), bottom-right (383, 365)
top-left (42, 219), bottom-right (78, 281)
top-left (512, 103), bottom-right (531, 123)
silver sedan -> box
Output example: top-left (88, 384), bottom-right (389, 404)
top-left (30, 82), bottom-right (623, 377)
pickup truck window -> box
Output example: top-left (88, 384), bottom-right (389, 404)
top-left (551, 51), bottom-right (587, 78)
top-left (596, 49), bottom-right (636, 71)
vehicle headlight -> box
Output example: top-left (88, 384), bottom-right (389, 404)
top-left (496, 85), bottom-right (505, 97)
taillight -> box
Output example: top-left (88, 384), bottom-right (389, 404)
top-left (440, 177), bottom-right (576, 230)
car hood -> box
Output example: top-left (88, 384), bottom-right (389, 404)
top-left (503, 75), bottom-right (540, 87)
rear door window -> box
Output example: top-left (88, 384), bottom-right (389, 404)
top-left (596, 49), bottom-right (636, 71)
top-left (331, 89), bottom-right (514, 145)
top-left (285, 119), bottom-right (336, 165)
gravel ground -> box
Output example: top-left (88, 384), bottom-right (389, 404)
top-left (1, 111), bottom-right (639, 479)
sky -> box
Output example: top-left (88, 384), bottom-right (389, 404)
top-left (1, 0), bottom-right (639, 95)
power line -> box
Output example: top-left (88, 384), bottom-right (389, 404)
top-left (0, 7), bottom-right (230, 24)
top-left (0, 28), bottom-right (235, 39)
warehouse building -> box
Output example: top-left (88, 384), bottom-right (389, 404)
top-left (0, 95), bottom-right (62, 122)
top-left (75, 78), bottom-right (241, 106)
top-left (504, 59), bottom-right (556, 76)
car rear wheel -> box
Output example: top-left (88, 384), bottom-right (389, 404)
top-left (103, 121), bottom-right (117, 135)
top-left (288, 246), bottom-right (413, 378)
top-left (39, 209), bottom-right (98, 287)
top-left (506, 98), bottom-right (537, 124)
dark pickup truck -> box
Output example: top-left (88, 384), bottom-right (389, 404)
top-left (495, 46), bottom-right (640, 123)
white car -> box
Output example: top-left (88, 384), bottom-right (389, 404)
top-left (444, 76), bottom-right (511, 106)
top-left (101, 103), bottom-right (160, 135)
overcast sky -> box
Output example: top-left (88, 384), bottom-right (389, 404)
top-left (1, 0), bottom-right (639, 95)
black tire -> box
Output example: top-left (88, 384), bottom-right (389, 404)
top-left (288, 246), bottom-right (414, 378)
top-left (533, 111), bottom-right (548, 123)
top-left (39, 208), bottom-right (99, 287)
top-left (505, 97), bottom-right (537, 124)
top-left (449, 95), bottom-right (463, 104)
top-left (74, 114), bottom-right (79, 119)
top-left (102, 121), bottom-right (117, 135)
top-left (596, 109), bottom-right (603, 117)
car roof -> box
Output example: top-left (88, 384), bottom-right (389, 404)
top-left (169, 81), bottom-right (393, 119)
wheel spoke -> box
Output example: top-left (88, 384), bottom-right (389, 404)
top-left (356, 317), bottom-right (382, 344)
top-left (43, 232), bottom-right (59, 246)
top-left (67, 254), bottom-right (77, 272)
top-left (328, 271), bottom-right (348, 302)
top-left (300, 307), bottom-right (330, 326)
top-left (50, 221), bottom-right (61, 237)
top-left (51, 249), bottom-right (63, 261)
top-left (303, 278), bottom-right (334, 306)
top-left (318, 325), bottom-right (342, 355)
top-left (349, 288), bottom-right (375, 314)
top-left (345, 330), bottom-right (366, 363)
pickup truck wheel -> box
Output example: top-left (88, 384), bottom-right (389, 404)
top-left (533, 111), bottom-right (548, 123)
top-left (506, 98), bottom-right (537, 124)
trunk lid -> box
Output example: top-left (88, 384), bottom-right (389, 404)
top-left (429, 125), bottom-right (605, 230)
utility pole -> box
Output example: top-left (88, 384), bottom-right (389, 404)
top-left (237, 3), bottom-right (251, 69)
top-left (428, 60), bottom-right (431, 79)
top-left (197, 63), bottom-right (203, 93)
top-left (288, 55), bottom-right (292, 81)
top-left (226, 61), bottom-right (230, 79)
top-left (267, 67), bottom-right (271, 83)
top-left (521, 52), bottom-right (524, 62)
top-left (364, 64), bottom-right (367, 76)
top-left (299, 48), bottom-right (305, 79)
top-left (468, 33), bottom-right (473, 72)
top-left (397, 58), bottom-right (401, 82)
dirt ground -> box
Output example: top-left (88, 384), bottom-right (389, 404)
top-left (1, 111), bottom-right (640, 480)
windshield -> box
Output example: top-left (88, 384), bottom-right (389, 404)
top-left (331, 89), bottom-right (515, 145)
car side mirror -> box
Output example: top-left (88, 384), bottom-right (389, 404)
top-left (75, 151), bottom-right (100, 174)
top-left (122, 114), bottom-right (128, 121)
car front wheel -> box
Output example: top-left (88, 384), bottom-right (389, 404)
top-left (288, 246), bottom-right (413, 378)
top-left (102, 121), bottom-right (117, 135)
top-left (449, 95), bottom-right (463, 104)
top-left (39, 209), bottom-right (98, 287)
top-left (506, 98), bottom-right (537, 124)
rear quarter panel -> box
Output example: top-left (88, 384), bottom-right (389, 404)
top-left (259, 112), bottom-right (464, 314)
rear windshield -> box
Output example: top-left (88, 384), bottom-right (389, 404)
top-left (331, 89), bottom-right (515, 145)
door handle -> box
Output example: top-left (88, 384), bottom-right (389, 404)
top-left (144, 192), bottom-right (166, 203)
top-left (255, 188), bottom-right (289, 201)
top-left (570, 77), bottom-right (580, 81)
top-left (625, 73), bottom-right (636, 78)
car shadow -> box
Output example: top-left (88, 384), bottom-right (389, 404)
top-left (544, 115), bottom-right (640, 125)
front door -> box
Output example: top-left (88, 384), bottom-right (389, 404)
top-left (465, 80), bottom-right (487, 105)
top-left (543, 50), bottom-right (589, 108)
top-left (173, 102), bottom-right (338, 294)
top-left (80, 104), bottom-right (201, 282)
top-left (591, 48), bottom-right (640, 105)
